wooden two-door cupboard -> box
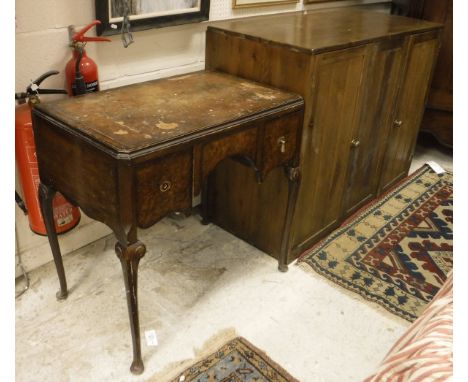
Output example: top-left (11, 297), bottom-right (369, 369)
top-left (203, 8), bottom-right (442, 265)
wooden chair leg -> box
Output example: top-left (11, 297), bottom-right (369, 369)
top-left (38, 183), bottom-right (68, 300)
top-left (115, 241), bottom-right (146, 375)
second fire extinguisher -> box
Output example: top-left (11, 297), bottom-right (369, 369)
top-left (65, 20), bottom-right (111, 96)
top-left (15, 70), bottom-right (81, 235)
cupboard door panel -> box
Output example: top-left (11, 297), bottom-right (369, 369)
top-left (293, 46), bottom-right (368, 246)
top-left (343, 38), bottom-right (405, 215)
top-left (379, 31), bottom-right (440, 191)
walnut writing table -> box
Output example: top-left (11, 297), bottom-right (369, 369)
top-left (32, 71), bottom-right (303, 374)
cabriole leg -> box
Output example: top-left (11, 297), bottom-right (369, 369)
top-left (115, 241), bottom-right (146, 375)
top-left (38, 183), bottom-right (68, 300)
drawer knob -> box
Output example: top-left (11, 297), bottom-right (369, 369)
top-left (159, 180), bottom-right (172, 192)
top-left (351, 138), bottom-right (360, 148)
top-left (278, 136), bottom-right (287, 153)
top-left (393, 119), bottom-right (403, 128)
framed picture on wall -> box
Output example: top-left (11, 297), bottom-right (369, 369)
top-left (303, 0), bottom-right (347, 4)
top-left (233, 0), bottom-right (298, 9)
top-left (95, 0), bottom-right (210, 36)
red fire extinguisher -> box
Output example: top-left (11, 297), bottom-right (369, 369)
top-left (65, 20), bottom-right (110, 96)
top-left (15, 70), bottom-right (81, 235)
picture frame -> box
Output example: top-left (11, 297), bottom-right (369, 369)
top-left (303, 0), bottom-right (347, 4)
top-left (233, 0), bottom-right (298, 9)
top-left (95, 0), bottom-right (210, 36)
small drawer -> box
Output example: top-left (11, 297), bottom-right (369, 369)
top-left (136, 150), bottom-right (192, 228)
top-left (262, 113), bottom-right (301, 174)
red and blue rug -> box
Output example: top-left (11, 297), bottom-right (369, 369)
top-left (298, 165), bottom-right (453, 321)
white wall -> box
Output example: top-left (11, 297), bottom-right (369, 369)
top-left (15, 0), bottom-right (389, 274)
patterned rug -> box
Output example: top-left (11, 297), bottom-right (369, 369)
top-left (298, 165), bottom-right (453, 322)
top-left (169, 337), bottom-right (299, 382)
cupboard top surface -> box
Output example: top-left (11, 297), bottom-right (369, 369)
top-left (208, 8), bottom-right (442, 54)
top-left (34, 71), bottom-right (302, 155)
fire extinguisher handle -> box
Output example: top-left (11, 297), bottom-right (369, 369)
top-left (26, 70), bottom-right (64, 96)
top-left (80, 36), bottom-right (112, 42)
top-left (17, 70), bottom-right (67, 102)
top-left (73, 20), bottom-right (112, 43)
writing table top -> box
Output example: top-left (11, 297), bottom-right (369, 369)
top-left (35, 71), bottom-right (302, 155)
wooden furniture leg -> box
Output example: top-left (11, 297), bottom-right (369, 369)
top-left (38, 183), bottom-right (68, 300)
top-left (278, 166), bottom-right (301, 272)
top-left (115, 240), bottom-right (146, 375)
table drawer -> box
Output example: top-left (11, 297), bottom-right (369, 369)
top-left (136, 150), bottom-right (192, 228)
top-left (262, 113), bottom-right (300, 174)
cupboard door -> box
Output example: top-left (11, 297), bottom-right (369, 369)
top-left (379, 31), bottom-right (440, 192)
top-left (293, 46), bottom-right (368, 247)
top-left (342, 38), bottom-right (405, 215)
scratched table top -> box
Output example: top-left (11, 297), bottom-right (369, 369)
top-left (35, 71), bottom-right (302, 153)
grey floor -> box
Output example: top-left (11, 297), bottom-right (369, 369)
top-left (15, 136), bottom-right (452, 382)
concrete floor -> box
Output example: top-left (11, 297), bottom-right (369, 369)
top-left (15, 136), bottom-right (452, 382)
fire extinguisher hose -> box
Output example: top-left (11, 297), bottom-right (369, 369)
top-left (73, 48), bottom-right (87, 96)
top-left (15, 228), bottom-right (30, 299)
top-left (15, 191), bottom-right (28, 215)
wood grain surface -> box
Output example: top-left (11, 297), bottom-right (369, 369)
top-left (35, 71), bottom-right (301, 154)
top-left (209, 8), bottom-right (440, 54)
top-left (206, 8), bottom-right (442, 259)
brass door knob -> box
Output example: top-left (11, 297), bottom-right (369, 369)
top-left (278, 136), bottom-right (287, 153)
top-left (393, 119), bottom-right (403, 128)
top-left (351, 138), bottom-right (360, 148)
